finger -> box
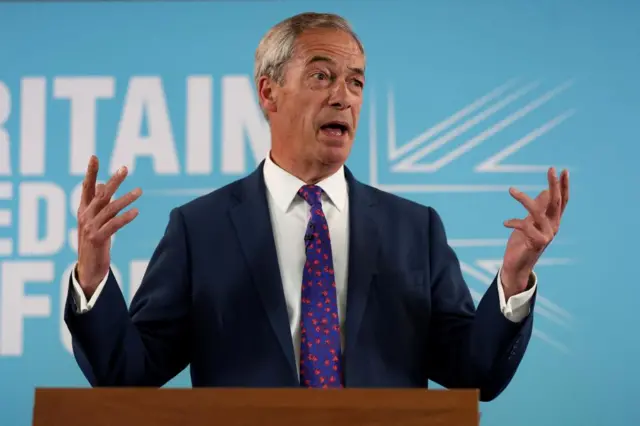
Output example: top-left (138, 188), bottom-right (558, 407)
top-left (507, 188), bottom-right (554, 236)
top-left (530, 191), bottom-right (555, 236)
top-left (94, 208), bottom-right (140, 241)
top-left (503, 218), bottom-right (550, 248)
top-left (83, 182), bottom-right (109, 220)
top-left (93, 188), bottom-right (142, 229)
top-left (84, 167), bottom-right (128, 218)
top-left (511, 189), bottom-right (554, 237)
top-left (80, 155), bottom-right (99, 209)
top-left (546, 167), bottom-right (562, 224)
top-left (535, 188), bottom-right (550, 205)
top-left (102, 165), bottom-right (129, 201)
top-left (560, 169), bottom-right (569, 214)
top-left (510, 187), bottom-right (547, 225)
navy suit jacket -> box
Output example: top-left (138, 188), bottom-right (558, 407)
top-left (65, 161), bottom-right (535, 401)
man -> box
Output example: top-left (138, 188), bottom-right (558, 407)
top-left (65, 12), bottom-right (569, 401)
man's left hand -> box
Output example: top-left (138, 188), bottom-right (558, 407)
top-left (500, 167), bottom-right (570, 298)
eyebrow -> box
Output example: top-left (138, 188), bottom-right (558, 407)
top-left (306, 55), bottom-right (365, 76)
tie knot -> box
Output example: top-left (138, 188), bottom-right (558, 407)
top-left (298, 185), bottom-right (323, 206)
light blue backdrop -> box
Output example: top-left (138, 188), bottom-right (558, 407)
top-left (0, 1), bottom-right (639, 425)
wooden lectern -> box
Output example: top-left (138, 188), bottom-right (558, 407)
top-left (32, 387), bottom-right (479, 426)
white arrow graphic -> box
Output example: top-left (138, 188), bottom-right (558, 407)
top-left (392, 80), bottom-right (574, 172)
top-left (387, 79), bottom-right (521, 161)
top-left (475, 109), bottom-right (575, 172)
top-left (369, 79), bottom-right (576, 192)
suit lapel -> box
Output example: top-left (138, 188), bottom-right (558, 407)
top-left (229, 162), bottom-right (297, 381)
top-left (343, 168), bottom-right (379, 369)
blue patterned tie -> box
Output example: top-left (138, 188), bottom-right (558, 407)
top-left (297, 185), bottom-right (343, 388)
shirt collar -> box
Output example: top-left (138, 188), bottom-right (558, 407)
top-left (263, 153), bottom-right (348, 212)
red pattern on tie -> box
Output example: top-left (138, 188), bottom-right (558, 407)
top-left (298, 185), bottom-right (343, 388)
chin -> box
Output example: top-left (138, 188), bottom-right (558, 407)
top-left (317, 144), bottom-right (351, 166)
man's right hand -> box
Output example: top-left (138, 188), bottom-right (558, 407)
top-left (76, 155), bottom-right (142, 298)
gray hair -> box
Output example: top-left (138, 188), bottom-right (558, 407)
top-left (254, 12), bottom-right (364, 117)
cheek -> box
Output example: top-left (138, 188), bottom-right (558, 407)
top-left (352, 107), bottom-right (362, 127)
top-left (283, 94), bottom-right (308, 118)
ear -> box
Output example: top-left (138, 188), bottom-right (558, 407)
top-left (257, 76), bottom-right (278, 115)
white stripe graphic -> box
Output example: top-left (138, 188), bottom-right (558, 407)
top-left (392, 81), bottom-right (540, 172)
top-left (388, 79), bottom-right (520, 160)
top-left (475, 110), bottom-right (575, 172)
top-left (395, 80), bottom-right (574, 172)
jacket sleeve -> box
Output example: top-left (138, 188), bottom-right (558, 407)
top-left (425, 207), bottom-right (536, 401)
top-left (64, 208), bottom-right (192, 387)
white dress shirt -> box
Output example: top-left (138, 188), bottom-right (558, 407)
top-left (71, 154), bottom-right (537, 370)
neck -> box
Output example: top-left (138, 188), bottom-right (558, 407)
top-left (269, 149), bottom-right (341, 184)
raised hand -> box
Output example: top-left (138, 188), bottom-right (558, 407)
top-left (76, 155), bottom-right (142, 297)
top-left (500, 167), bottom-right (569, 297)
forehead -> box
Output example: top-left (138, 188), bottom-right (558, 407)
top-left (292, 28), bottom-right (365, 69)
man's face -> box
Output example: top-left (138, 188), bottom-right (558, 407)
top-left (264, 28), bottom-right (365, 168)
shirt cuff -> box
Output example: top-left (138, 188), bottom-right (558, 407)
top-left (496, 267), bottom-right (537, 323)
top-left (70, 264), bottom-right (110, 314)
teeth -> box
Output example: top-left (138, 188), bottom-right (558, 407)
top-left (323, 126), bottom-right (343, 136)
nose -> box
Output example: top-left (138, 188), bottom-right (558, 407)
top-left (327, 81), bottom-right (351, 110)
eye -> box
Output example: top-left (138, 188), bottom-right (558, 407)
top-left (352, 79), bottom-right (364, 88)
top-left (312, 72), bottom-right (328, 80)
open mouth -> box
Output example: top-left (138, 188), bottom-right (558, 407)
top-left (320, 121), bottom-right (350, 137)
